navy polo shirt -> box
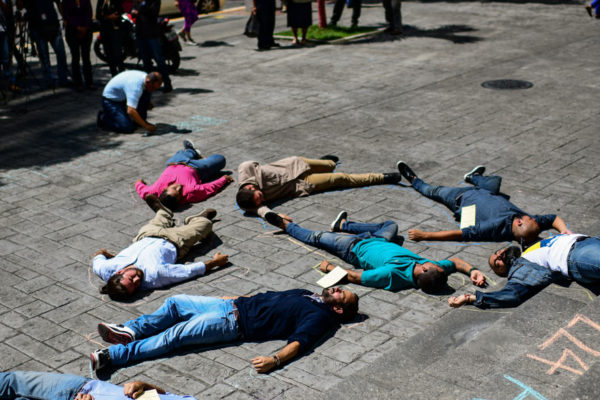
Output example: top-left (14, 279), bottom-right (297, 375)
top-left (234, 289), bottom-right (338, 352)
top-left (458, 188), bottom-right (556, 242)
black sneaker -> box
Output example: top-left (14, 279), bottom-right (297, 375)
top-left (320, 155), bottom-right (339, 163)
top-left (330, 211), bottom-right (347, 232)
top-left (382, 172), bottom-right (402, 184)
top-left (396, 161), bottom-right (417, 184)
top-left (162, 84), bottom-right (173, 93)
top-left (90, 349), bottom-right (111, 371)
top-left (98, 323), bottom-right (135, 345)
top-left (464, 165), bottom-right (485, 184)
top-left (264, 212), bottom-right (284, 229)
top-left (145, 194), bottom-right (171, 214)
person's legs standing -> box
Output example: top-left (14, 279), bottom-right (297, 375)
top-left (304, 172), bottom-right (384, 192)
top-left (350, 0), bottom-right (361, 25)
top-left (81, 30), bottom-right (93, 87)
top-left (285, 222), bottom-right (361, 263)
top-left (109, 295), bottom-right (238, 366)
top-left (411, 177), bottom-right (470, 213)
top-left (256, 0), bottom-right (276, 48)
top-left (469, 174), bottom-right (502, 194)
top-left (301, 157), bottom-right (336, 174)
top-left (390, 0), bottom-right (401, 30)
top-left (65, 26), bottom-right (82, 87)
top-left (568, 237), bottom-right (600, 284)
top-left (137, 37), bottom-right (154, 71)
top-left (330, 0), bottom-right (345, 24)
top-left (101, 98), bottom-right (136, 132)
top-left (50, 28), bottom-right (69, 85)
top-left (31, 30), bottom-right (53, 86)
top-left (147, 37), bottom-right (171, 88)
top-left (102, 26), bottom-right (123, 76)
top-left (0, 371), bottom-right (88, 400)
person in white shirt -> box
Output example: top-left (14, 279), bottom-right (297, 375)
top-left (93, 196), bottom-right (227, 300)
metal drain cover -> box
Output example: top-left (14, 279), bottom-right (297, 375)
top-left (481, 79), bottom-right (533, 90)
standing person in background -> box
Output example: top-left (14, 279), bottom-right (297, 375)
top-left (382, 0), bottom-right (401, 34)
top-left (62, 0), bottom-right (95, 90)
top-left (133, 0), bottom-right (173, 92)
top-left (96, 0), bottom-right (125, 76)
top-left (286, 0), bottom-right (311, 45)
top-left (0, 0), bottom-right (17, 91)
top-left (252, 0), bottom-right (278, 50)
top-left (328, 0), bottom-right (361, 28)
top-left (174, 0), bottom-right (198, 43)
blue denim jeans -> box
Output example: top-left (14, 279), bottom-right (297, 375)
top-left (285, 220), bottom-right (398, 265)
top-left (166, 150), bottom-right (226, 181)
top-left (101, 91), bottom-right (152, 133)
top-left (30, 28), bottom-right (69, 87)
top-left (137, 36), bottom-right (171, 86)
top-left (411, 174), bottom-right (502, 213)
top-left (0, 371), bottom-right (88, 400)
top-left (109, 295), bottom-right (239, 366)
top-left (568, 237), bottom-right (600, 285)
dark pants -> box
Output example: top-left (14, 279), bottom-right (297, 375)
top-left (100, 24), bottom-right (124, 76)
top-left (137, 35), bottom-right (171, 87)
top-left (65, 26), bottom-right (93, 87)
top-left (256, 0), bottom-right (276, 48)
top-left (100, 91), bottom-right (151, 133)
top-left (382, 0), bottom-right (402, 29)
top-left (331, 0), bottom-right (361, 25)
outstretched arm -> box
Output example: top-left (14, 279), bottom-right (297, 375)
top-left (409, 229), bottom-right (463, 242)
top-left (552, 216), bottom-right (572, 234)
top-left (252, 341), bottom-right (301, 373)
top-left (449, 257), bottom-right (485, 286)
top-left (319, 261), bottom-right (362, 284)
top-left (123, 381), bottom-right (166, 398)
top-left (127, 106), bottom-right (156, 132)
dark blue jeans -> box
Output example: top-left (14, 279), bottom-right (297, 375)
top-left (285, 220), bottom-right (398, 265)
top-left (412, 174), bottom-right (502, 213)
top-left (30, 27), bottom-right (69, 87)
top-left (137, 36), bottom-right (171, 86)
top-left (167, 150), bottom-right (226, 181)
top-left (568, 237), bottom-right (600, 285)
top-left (331, 0), bottom-right (361, 25)
top-left (0, 371), bottom-right (88, 400)
top-left (101, 91), bottom-right (152, 133)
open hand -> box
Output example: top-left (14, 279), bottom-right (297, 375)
top-left (470, 270), bottom-right (485, 286)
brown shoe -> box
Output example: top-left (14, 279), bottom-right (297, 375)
top-left (145, 194), bottom-right (171, 213)
top-left (200, 208), bottom-right (218, 221)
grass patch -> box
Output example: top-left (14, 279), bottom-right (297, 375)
top-left (276, 25), bottom-right (378, 41)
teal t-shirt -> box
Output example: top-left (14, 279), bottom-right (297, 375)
top-left (351, 238), bottom-right (456, 291)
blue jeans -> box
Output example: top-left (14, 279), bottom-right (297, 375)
top-left (285, 220), bottom-right (398, 265)
top-left (166, 150), bottom-right (226, 181)
top-left (568, 237), bottom-right (600, 285)
top-left (137, 36), bottom-right (171, 86)
top-left (30, 28), bottom-right (69, 87)
top-left (0, 371), bottom-right (88, 400)
top-left (109, 295), bottom-right (239, 366)
top-left (412, 174), bottom-right (502, 213)
top-left (101, 91), bottom-right (152, 133)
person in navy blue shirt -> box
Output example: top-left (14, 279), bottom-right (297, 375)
top-left (397, 163), bottom-right (571, 247)
top-left (90, 287), bottom-right (359, 373)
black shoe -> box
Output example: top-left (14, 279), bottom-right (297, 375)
top-left (97, 111), bottom-right (104, 129)
top-left (328, 21), bottom-right (337, 27)
top-left (98, 323), bottom-right (135, 345)
top-left (183, 139), bottom-right (202, 157)
top-left (396, 161), bottom-right (417, 184)
top-left (382, 172), bottom-right (402, 184)
top-left (330, 210), bottom-right (347, 232)
top-left (270, 42), bottom-right (281, 48)
top-left (463, 165), bottom-right (485, 184)
top-left (90, 349), bottom-right (111, 371)
top-left (200, 208), bottom-right (217, 221)
top-left (162, 84), bottom-right (173, 93)
top-left (320, 155), bottom-right (339, 163)
top-left (264, 212), bottom-right (284, 229)
top-left (145, 194), bottom-right (171, 214)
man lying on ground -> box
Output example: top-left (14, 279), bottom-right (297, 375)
top-left (236, 155), bottom-right (402, 218)
top-left (0, 370), bottom-right (196, 399)
top-left (90, 287), bottom-right (359, 373)
top-left (135, 140), bottom-right (233, 211)
top-left (93, 197), bottom-right (226, 300)
top-left (448, 234), bottom-right (598, 309)
top-left (397, 162), bottom-right (570, 247)
top-left (265, 211), bottom-right (485, 293)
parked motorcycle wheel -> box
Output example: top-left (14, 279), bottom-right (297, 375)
top-left (93, 38), bottom-right (108, 62)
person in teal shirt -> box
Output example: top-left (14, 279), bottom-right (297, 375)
top-left (265, 211), bottom-right (486, 293)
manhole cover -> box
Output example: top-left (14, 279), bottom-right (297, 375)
top-left (481, 79), bottom-right (533, 90)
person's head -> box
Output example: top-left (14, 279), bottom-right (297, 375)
top-left (413, 262), bottom-right (448, 294)
top-left (488, 246), bottom-right (522, 277)
top-left (100, 266), bottom-right (144, 300)
top-left (159, 183), bottom-right (183, 210)
top-left (321, 287), bottom-right (359, 323)
top-left (144, 72), bottom-right (163, 92)
top-left (236, 186), bottom-right (264, 209)
top-left (512, 214), bottom-right (541, 245)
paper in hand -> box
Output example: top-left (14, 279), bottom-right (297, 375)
top-left (317, 266), bottom-right (348, 288)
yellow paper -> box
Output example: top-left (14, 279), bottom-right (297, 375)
top-left (460, 204), bottom-right (476, 229)
top-left (317, 266), bottom-right (348, 288)
top-left (137, 389), bottom-right (161, 400)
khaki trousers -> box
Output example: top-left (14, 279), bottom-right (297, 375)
top-left (135, 210), bottom-right (213, 260)
top-left (300, 158), bottom-right (384, 193)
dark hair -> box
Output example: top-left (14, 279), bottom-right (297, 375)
top-left (502, 246), bottom-right (522, 269)
top-left (159, 189), bottom-right (179, 211)
top-left (146, 71), bottom-right (162, 84)
top-left (415, 268), bottom-right (448, 294)
top-left (100, 273), bottom-right (131, 301)
top-left (236, 188), bottom-right (256, 210)
top-left (339, 294), bottom-right (360, 323)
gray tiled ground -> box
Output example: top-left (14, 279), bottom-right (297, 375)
top-left (1, 0), bottom-right (599, 398)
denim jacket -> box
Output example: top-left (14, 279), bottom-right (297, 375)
top-left (473, 258), bottom-right (565, 309)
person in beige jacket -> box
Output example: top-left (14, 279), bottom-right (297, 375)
top-left (236, 155), bottom-right (402, 218)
